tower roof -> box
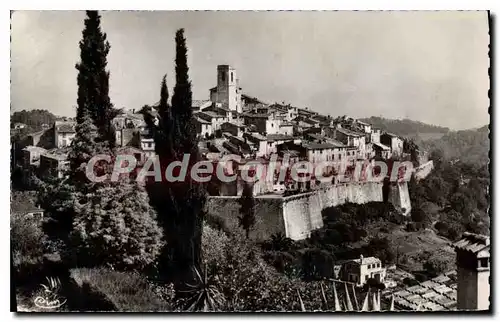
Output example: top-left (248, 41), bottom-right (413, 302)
top-left (453, 232), bottom-right (490, 255)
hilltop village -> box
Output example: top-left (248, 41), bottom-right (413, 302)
top-left (14, 65), bottom-right (430, 197)
top-left (11, 67), bottom-right (487, 313)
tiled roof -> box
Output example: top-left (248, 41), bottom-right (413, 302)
top-left (42, 151), bottom-right (68, 161)
top-left (245, 132), bottom-right (267, 142)
top-left (194, 116), bottom-right (211, 124)
top-left (199, 111), bottom-right (226, 119)
top-left (241, 112), bottom-right (270, 119)
top-left (453, 232), bottom-right (490, 254)
top-left (303, 142), bottom-right (338, 150)
top-left (389, 270), bottom-right (458, 311)
top-left (55, 121), bottom-right (76, 133)
top-left (350, 256), bottom-right (380, 265)
top-left (222, 121), bottom-right (245, 128)
top-left (373, 142), bottom-right (391, 150)
top-left (192, 100), bottom-right (212, 108)
top-left (337, 127), bottom-right (364, 137)
top-left (266, 134), bottom-right (295, 142)
top-left (23, 146), bottom-right (47, 154)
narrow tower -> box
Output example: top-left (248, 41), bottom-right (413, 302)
top-left (454, 232), bottom-right (490, 311)
top-left (216, 65), bottom-right (242, 113)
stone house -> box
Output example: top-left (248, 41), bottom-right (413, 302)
top-left (39, 151), bottom-right (69, 179)
top-left (338, 255), bottom-right (387, 286)
top-left (194, 116), bottom-right (213, 138)
top-left (54, 120), bottom-right (76, 148)
top-left (373, 142), bottom-right (392, 159)
top-left (243, 132), bottom-right (268, 157)
top-left (22, 146), bottom-right (47, 168)
top-left (381, 132), bottom-right (404, 158)
top-left (197, 111), bottom-right (228, 132)
top-left (220, 121), bottom-right (246, 137)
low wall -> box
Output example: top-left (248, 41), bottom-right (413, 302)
top-left (206, 181), bottom-right (410, 241)
top-left (206, 196), bottom-right (285, 241)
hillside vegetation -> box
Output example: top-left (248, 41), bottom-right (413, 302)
top-left (11, 109), bottom-right (57, 131)
top-left (417, 125), bottom-right (490, 166)
top-left (360, 116), bottom-right (450, 136)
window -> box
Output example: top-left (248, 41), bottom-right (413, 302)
top-left (479, 258), bottom-right (489, 268)
top-left (220, 71), bottom-right (226, 82)
top-left (231, 72), bottom-right (233, 82)
top-left (365, 275), bottom-right (369, 281)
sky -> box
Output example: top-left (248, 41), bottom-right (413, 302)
top-left (11, 11), bottom-right (489, 130)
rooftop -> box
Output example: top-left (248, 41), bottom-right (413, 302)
top-left (192, 100), bottom-right (212, 108)
top-left (454, 232), bottom-right (490, 254)
top-left (199, 111), bottom-right (226, 119)
top-left (373, 142), bottom-right (391, 151)
top-left (244, 132), bottom-right (267, 142)
top-left (337, 127), bottom-right (365, 137)
top-left (303, 142), bottom-right (341, 150)
top-left (266, 134), bottom-right (296, 142)
top-left (241, 112), bottom-right (270, 119)
top-left (55, 121), bottom-right (76, 133)
top-left (194, 116), bottom-right (211, 124)
top-left (388, 270), bottom-right (458, 311)
top-left (23, 146), bottom-right (47, 154)
top-left (350, 256), bottom-right (380, 266)
top-left (42, 150), bottom-right (68, 161)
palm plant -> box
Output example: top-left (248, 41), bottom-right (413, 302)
top-left (180, 266), bottom-right (225, 312)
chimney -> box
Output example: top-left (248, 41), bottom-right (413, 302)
top-left (360, 254), bottom-right (364, 264)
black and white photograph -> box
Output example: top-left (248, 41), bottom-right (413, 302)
top-left (9, 10), bottom-right (491, 312)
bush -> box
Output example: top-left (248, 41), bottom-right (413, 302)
top-left (364, 277), bottom-right (386, 291)
top-left (69, 267), bottom-right (169, 311)
top-left (201, 223), bottom-right (230, 272)
top-left (364, 236), bottom-right (395, 265)
top-left (411, 207), bottom-right (430, 224)
top-left (11, 213), bottom-right (46, 261)
top-left (424, 256), bottom-right (453, 277)
top-left (69, 183), bottom-right (164, 271)
top-left (300, 248), bottom-right (335, 281)
top-left (403, 277), bottom-right (419, 287)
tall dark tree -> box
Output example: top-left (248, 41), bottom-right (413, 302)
top-left (171, 29), bottom-right (197, 158)
top-left (147, 29), bottom-right (206, 283)
top-left (238, 183), bottom-right (256, 239)
top-left (75, 10), bottom-right (115, 148)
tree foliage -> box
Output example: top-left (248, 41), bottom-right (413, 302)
top-left (145, 29), bottom-right (206, 283)
top-left (11, 109), bottom-right (57, 131)
top-left (238, 183), bottom-right (256, 239)
top-left (359, 116), bottom-right (449, 136)
top-left (75, 10), bottom-right (116, 148)
top-left (69, 183), bottom-right (164, 271)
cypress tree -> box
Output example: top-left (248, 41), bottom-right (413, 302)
top-left (171, 29), bottom-right (197, 157)
top-left (238, 183), bottom-right (256, 239)
top-left (147, 29), bottom-right (206, 283)
top-left (75, 10), bottom-right (115, 149)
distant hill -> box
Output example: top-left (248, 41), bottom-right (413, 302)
top-left (360, 116), bottom-right (450, 137)
top-left (418, 125), bottom-right (490, 165)
top-left (11, 109), bottom-right (57, 132)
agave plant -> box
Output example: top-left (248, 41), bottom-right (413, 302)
top-left (40, 277), bottom-right (62, 299)
top-left (33, 276), bottom-right (66, 310)
top-left (297, 281), bottom-right (394, 312)
top-left (180, 266), bottom-right (225, 312)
